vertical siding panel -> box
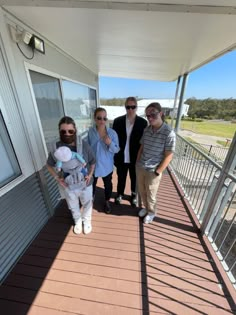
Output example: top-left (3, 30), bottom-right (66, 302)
top-left (0, 174), bottom-right (50, 283)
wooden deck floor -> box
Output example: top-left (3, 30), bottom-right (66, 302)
top-left (0, 171), bottom-right (235, 315)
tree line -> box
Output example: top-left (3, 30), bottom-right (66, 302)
top-left (186, 98), bottom-right (236, 120)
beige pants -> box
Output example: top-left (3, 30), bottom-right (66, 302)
top-left (136, 166), bottom-right (162, 214)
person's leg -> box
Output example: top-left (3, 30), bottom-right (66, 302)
top-left (64, 188), bottom-right (82, 234)
top-left (143, 172), bottom-right (162, 224)
top-left (136, 167), bottom-right (148, 214)
top-left (102, 172), bottom-right (113, 213)
top-left (115, 164), bottom-right (128, 204)
top-left (129, 163), bottom-right (137, 194)
top-left (92, 176), bottom-right (98, 201)
top-left (103, 172), bottom-right (113, 201)
top-left (129, 163), bottom-right (137, 206)
top-left (80, 185), bottom-right (93, 234)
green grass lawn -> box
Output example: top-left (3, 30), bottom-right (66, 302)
top-left (168, 120), bottom-right (236, 138)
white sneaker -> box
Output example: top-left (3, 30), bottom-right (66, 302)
top-left (83, 221), bottom-right (92, 234)
top-left (138, 208), bottom-right (147, 218)
top-left (143, 212), bottom-right (155, 224)
top-left (73, 219), bottom-right (82, 234)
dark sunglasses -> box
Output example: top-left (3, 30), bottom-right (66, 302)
top-left (96, 116), bottom-right (108, 121)
top-left (60, 129), bottom-right (75, 135)
top-left (146, 112), bottom-right (159, 119)
top-left (125, 105), bottom-right (137, 110)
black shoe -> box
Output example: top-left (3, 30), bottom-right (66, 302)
top-left (104, 201), bottom-right (112, 214)
top-left (115, 195), bottom-right (122, 205)
top-left (131, 194), bottom-right (137, 207)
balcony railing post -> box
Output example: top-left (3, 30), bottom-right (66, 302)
top-left (200, 132), bottom-right (236, 234)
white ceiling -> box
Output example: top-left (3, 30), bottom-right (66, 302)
top-left (2, 1), bottom-right (236, 81)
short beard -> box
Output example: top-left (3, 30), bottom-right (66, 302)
top-left (60, 134), bottom-right (76, 145)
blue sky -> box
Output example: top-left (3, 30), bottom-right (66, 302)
top-left (99, 50), bottom-right (236, 99)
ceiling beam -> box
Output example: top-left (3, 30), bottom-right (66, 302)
top-left (1, 1), bottom-right (236, 15)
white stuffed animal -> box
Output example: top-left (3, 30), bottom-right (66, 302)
top-left (54, 146), bottom-right (86, 172)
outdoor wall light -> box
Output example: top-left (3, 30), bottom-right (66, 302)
top-left (28, 35), bottom-right (45, 54)
top-left (9, 25), bottom-right (45, 57)
top-left (22, 31), bottom-right (45, 54)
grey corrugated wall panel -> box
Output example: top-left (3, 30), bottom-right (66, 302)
top-left (43, 166), bottom-right (61, 211)
top-left (0, 173), bottom-right (50, 283)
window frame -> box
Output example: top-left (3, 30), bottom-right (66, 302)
top-left (25, 63), bottom-right (98, 156)
top-left (0, 109), bottom-right (22, 189)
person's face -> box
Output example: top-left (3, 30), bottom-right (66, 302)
top-left (59, 123), bottom-right (76, 144)
top-left (125, 101), bottom-right (137, 118)
top-left (94, 111), bottom-right (108, 127)
top-left (146, 107), bottom-right (162, 127)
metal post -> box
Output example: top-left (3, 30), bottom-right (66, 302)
top-left (175, 73), bottom-right (189, 133)
top-left (201, 132), bottom-right (236, 233)
top-left (171, 76), bottom-right (181, 128)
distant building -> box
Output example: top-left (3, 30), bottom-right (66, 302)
top-left (101, 99), bottom-right (189, 121)
top-left (137, 99), bottom-right (189, 118)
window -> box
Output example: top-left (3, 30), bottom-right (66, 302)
top-left (0, 111), bottom-right (21, 188)
top-left (62, 80), bottom-right (97, 136)
top-left (29, 70), bottom-right (97, 149)
top-left (29, 71), bottom-right (64, 148)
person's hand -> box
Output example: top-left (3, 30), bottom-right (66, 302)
top-left (85, 174), bottom-right (92, 185)
top-left (55, 176), bottom-right (67, 188)
top-left (103, 135), bottom-right (111, 146)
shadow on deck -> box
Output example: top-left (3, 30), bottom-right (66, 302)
top-left (0, 171), bottom-right (235, 314)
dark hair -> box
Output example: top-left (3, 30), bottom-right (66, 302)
top-left (125, 96), bottom-right (137, 106)
top-left (58, 116), bottom-right (76, 130)
top-left (94, 107), bottom-right (106, 118)
top-left (146, 102), bottom-right (165, 122)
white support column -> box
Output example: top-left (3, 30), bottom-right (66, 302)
top-left (171, 75), bottom-right (181, 128)
top-left (175, 73), bottom-right (188, 133)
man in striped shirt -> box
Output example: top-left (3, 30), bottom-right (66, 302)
top-left (136, 102), bottom-right (176, 224)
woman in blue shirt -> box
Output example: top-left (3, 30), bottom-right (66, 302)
top-left (88, 108), bottom-right (119, 213)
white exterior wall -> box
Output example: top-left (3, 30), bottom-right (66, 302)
top-left (0, 8), bottom-right (98, 196)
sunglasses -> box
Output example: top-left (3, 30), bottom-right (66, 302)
top-left (126, 105), bottom-right (137, 110)
top-left (96, 116), bottom-right (108, 121)
top-left (60, 129), bottom-right (75, 135)
top-left (146, 112), bottom-right (159, 119)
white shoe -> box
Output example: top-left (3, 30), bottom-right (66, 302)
top-left (143, 212), bottom-right (155, 224)
top-left (83, 221), bottom-right (92, 234)
top-left (138, 208), bottom-right (147, 218)
top-left (73, 219), bottom-right (82, 234)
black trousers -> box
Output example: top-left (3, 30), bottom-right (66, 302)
top-left (93, 172), bottom-right (113, 201)
top-left (116, 163), bottom-right (136, 196)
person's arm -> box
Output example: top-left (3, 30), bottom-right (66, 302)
top-left (83, 141), bottom-right (96, 185)
top-left (155, 151), bottom-right (173, 175)
top-left (136, 144), bottom-right (143, 163)
top-left (46, 164), bottom-right (67, 187)
top-left (104, 129), bottom-right (120, 153)
top-left (73, 152), bottom-right (86, 165)
top-left (85, 163), bottom-right (95, 185)
top-left (55, 160), bottom-right (62, 169)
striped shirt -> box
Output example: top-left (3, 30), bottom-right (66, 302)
top-left (137, 122), bottom-right (176, 171)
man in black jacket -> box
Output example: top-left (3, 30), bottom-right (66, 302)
top-left (113, 97), bottom-right (147, 206)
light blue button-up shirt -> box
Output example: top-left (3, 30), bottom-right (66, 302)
top-left (88, 127), bottom-right (120, 177)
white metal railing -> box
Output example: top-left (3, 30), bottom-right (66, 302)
top-left (195, 143), bottom-right (229, 164)
top-left (170, 133), bottom-right (236, 289)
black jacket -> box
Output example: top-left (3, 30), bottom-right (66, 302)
top-left (113, 115), bottom-right (147, 166)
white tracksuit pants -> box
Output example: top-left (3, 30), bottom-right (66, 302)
top-left (64, 185), bottom-right (93, 224)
